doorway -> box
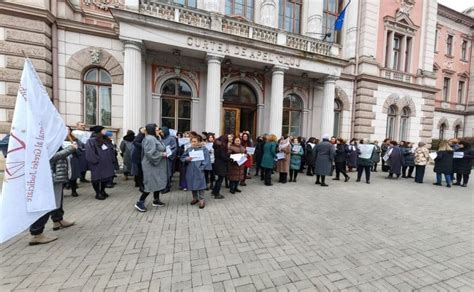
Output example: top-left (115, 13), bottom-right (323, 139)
top-left (222, 82), bottom-right (258, 137)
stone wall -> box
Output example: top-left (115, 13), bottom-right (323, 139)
top-left (0, 13), bottom-right (52, 136)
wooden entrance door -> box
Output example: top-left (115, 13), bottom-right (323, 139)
top-left (222, 107), bottom-right (240, 137)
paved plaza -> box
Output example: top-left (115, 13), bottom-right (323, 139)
top-left (0, 169), bottom-right (473, 292)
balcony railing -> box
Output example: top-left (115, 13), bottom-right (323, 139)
top-left (381, 68), bottom-right (413, 83)
top-left (138, 0), bottom-right (332, 56)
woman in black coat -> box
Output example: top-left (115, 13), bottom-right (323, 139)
top-left (333, 138), bottom-right (350, 182)
top-left (453, 141), bottom-right (474, 187)
top-left (131, 127), bottom-right (145, 192)
top-left (433, 141), bottom-right (454, 187)
top-left (305, 137), bottom-right (317, 176)
top-left (211, 135), bottom-right (230, 199)
top-left (401, 142), bottom-right (415, 178)
top-left (254, 136), bottom-right (264, 177)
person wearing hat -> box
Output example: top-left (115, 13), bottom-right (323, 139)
top-left (314, 134), bottom-right (335, 187)
top-left (85, 125), bottom-right (117, 200)
top-left (134, 123), bottom-right (168, 212)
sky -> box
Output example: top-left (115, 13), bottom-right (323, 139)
top-left (437, 0), bottom-right (472, 12)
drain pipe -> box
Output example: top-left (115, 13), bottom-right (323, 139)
top-left (350, 0), bottom-right (362, 139)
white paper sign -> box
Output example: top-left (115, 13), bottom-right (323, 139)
top-left (358, 144), bottom-right (375, 159)
top-left (383, 154), bottom-right (390, 162)
top-left (178, 138), bottom-right (190, 146)
top-left (429, 152), bottom-right (437, 160)
top-left (184, 144), bottom-right (191, 151)
top-left (101, 144), bottom-right (108, 150)
top-left (276, 152), bottom-right (286, 160)
top-left (292, 145), bottom-right (301, 153)
top-left (166, 145), bottom-right (172, 157)
top-left (246, 147), bottom-right (255, 155)
top-left (189, 150), bottom-right (204, 161)
top-left (169, 129), bottom-right (177, 137)
top-left (205, 143), bottom-right (213, 151)
top-left (453, 152), bottom-right (464, 159)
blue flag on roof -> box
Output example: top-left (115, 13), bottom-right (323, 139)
top-left (335, 0), bottom-right (351, 31)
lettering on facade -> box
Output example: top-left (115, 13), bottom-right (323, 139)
top-left (187, 37), bottom-right (300, 68)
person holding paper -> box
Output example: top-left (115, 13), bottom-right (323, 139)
top-left (433, 141), bottom-right (454, 187)
top-left (240, 132), bottom-right (253, 186)
top-left (289, 138), bottom-right (304, 182)
top-left (333, 138), bottom-right (350, 182)
top-left (85, 126), bottom-right (117, 200)
top-left (386, 141), bottom-right (404, 179)
top-left (371, 141), bottom-right (381, 172)
top-left (453, 141), bottom-right (474, 187)
top-left (134, 124), bottom-right (168, 212)
top-left (228, 137), bottom-right (246, 194)
top-left (254, 135), bottom-right (265, 178)
top-left (381, 138), bottom-right (391, 172)
top-left (72, 122), bottom-right (91, 182)
top-left (401, 142), bottom-right (415, 178)
top-left (261, 134), bottom-right (278, 186)
top-left (305, 137), bottom-right (317, 176)
top-left (181, 135), bottom-right (211, 208)
top-left (356, 139), bottom-right (376, 184)
top-left (178, 131), bottom-right (191, 191)
top-left (314, 134), bottom-right (335, 187)
top-left (347, 139), bottom-right (359, 172)
top-left (414, 142), bottom-right (430, 183)
top-left (64, 126), bottom-right (84, 197)
top-left (276, 136), bottom-right (291, 183)
top-left (159, 126), bottom-right (178, 193)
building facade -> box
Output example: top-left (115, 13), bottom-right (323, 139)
top-left (0, 0), bottom-right (473, 143)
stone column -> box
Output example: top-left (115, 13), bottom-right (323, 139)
top-left (320, 76), bottom-right (337, 136)
top-left (256, 0), bottom-right (277, 29)
top-left (269, 66), bottom-right (286, 137)
top-left (257, 103), bottom-right (265, 136)
top-left (305, 0), bottom-right (324, 39)
top-left (123, 40), bottom-right (144, 133)
top-left (205, 53), bottom-right (223, 135)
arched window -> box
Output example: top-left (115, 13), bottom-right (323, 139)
top-left (386, 105), bottom-right (397, 140)
top-left (161, 78), bottom-right (192, 133)
top-left (333, 99), bottom-right (343, 137)
top-left (83, 68), bottom-right (112, 126)
top-left (454, 124), bottom-right (461, 139)
top-left (223, 82), bottom-right (257, 105)
top-left (439, 123), bottom-right (447, 140)
top-left (282, 94), bottom-right (303, 136)
top-left (399, 107), bottom-right (410, 141)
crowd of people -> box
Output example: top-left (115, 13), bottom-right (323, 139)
top-left (26, 122), bottom-right (473, 245)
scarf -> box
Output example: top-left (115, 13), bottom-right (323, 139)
top-left (279, 138), bottom-right (290, 151)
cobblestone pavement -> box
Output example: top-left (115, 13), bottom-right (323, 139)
top-left (0, 169), bottom-right (473, 292)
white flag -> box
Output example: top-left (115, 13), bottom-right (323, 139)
top-left (0, 59), bottom-right (67, 243)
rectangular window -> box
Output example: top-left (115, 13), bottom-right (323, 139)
top-left (461, 40), bottom-right (467, 61)
top-left (173, 0), bottom-right (197, 8)
top-left (434, 29), bottom-right (438, 52)
top-left (225, 0), bottom-right (254, 20)
top-left (392, 36), bottom-right (401, 70)
top-left (279, 0), bottom-right (302, 34)
top-left (443, 77), bottom-right (450, 101)
top-left (458, 81), bottom-right (465, 104)
top-left (322, 0), bottom-right (342, 43)
top-left (404, 37), bottom-right (412, 73)
top-left (446, 35), bottom-right (453, 56)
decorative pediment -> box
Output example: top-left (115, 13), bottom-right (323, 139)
top-left (433, 62), bottom-right (440, 71)
top-left (384, 0), bottom-right (418, 36)
top-left (458, 71), bottom-right (470, 79)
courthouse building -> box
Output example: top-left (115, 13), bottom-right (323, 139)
top-left (0, 0), bottom-right (473, 143)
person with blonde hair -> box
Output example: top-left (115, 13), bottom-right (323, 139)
top-left (433, 141), bottom-right (454, 187)
top-left (261, 134), bottom-right (277, 186)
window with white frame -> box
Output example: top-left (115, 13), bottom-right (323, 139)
top-left (282, 94), bottom-right (303, 137)
top-left (386, 105), bottom-right (398, 140)
top-left (278, 0), bottom-right (302, 34)
top-left (322, 0), bottom-right (343, 43)
top-left (458, 81), bottom-right (465, 104)
top-left (83, 68), bottom-right (112, 126)
top-left (225, 0), bottom-right (254, 20)
top-left (446, 35), bottom-right (453, 56)
top-left (392, 35), bottom-right (401, 71)
top-left (161, 78), bottom-right (192, 133)
top-left (443, 77), bottom-right (450, 102)
top-left (399, 107), bottom-right (410, 141)
top-left (461, 40), bottom-right (467, 61)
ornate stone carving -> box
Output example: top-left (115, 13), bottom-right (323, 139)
top-left (382, 93), bottom-right (416, 117)
top-left (152, 65), bottom-right (200, 94)
top-left (221, 69), bottom-right (264, 93)
top-left (82, 0), bottom-right (120, 11)
top-left (89, 48), bottom-right (102, 65)
top-left (335, 86), bottom-right (350, 111)
top-left (396, 0), bottom-right (414, 17)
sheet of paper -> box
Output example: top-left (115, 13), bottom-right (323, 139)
top-left (189, 149), bottom-right (204, 161)
top-left (246, 147), bottom-right (255, 155)
top-left (276, 152), bottom-right (285, 160)
top-left (292, 145), bottom-right (301, 153)
top-left (169, 129), bottom-right (177, 137)
top-left (383, 154), bottom-right (390, 162)
top-left (178, 138), bottom-right (190, 146)
top-left (166, 145), bottom-right (172, 157)
top-left (101, 144), bottom-right (108, 151)
top-left (453, 152), bottom-right (464, 159)
top-left (205, 143), bottom-right (213, 151)
top-left (358, 144), bottom-right (374, 159)
top-left (237, 156), bottom-right (247, 166)
top-left (429, 152), bottom-right (437, 160)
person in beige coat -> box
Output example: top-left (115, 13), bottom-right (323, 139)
top-left (276, 136), bottom-right (291, 183)
top-left (414, 142), bottom-right (430, 183)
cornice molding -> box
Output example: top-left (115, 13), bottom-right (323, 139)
top-left (437, 4), bottom-right (474, 28)
top-left (357, 74), bottom-right (438, 94)
top-left (56, 18), bottom-right (118, 39)
top-left (0, 2), bottom-right (56, 24)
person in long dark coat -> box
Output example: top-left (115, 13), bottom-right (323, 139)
top-left (314, 134), bottom-right (335, 187)
top-left (160, 126), bottom-right (177, 193)
top-left (228, 137), bottom-right (246, 194)
top-left (85, 126), bottom-right (117, 200)
top-left (305, 137), bottom-right (317, 176)
top-left (401, 142), bottom-right (415, 178)
top-left (120, 130), bottom-right (135, 180)
top-left (433, 141), bottom-right (454, 187)
top-left (131, 127), bottom-right (145, 192)
top-left (371, 140), bottom-right (381, 172)
top-left (261, 134), bottom-right (277, 186)
top-left (333, 138), bottom-right (350, 182)
top-left (387, 141), bottom-right (404, 179)
top-left (381, 138), bottom-right (391, 172)
top-left (134, 124), bottom-right (168, 212)
top-left (346, 138), bottom-right (358, 172)
top-left (298, 137), bottom-right (306, 173)
top-left (254, 136), bottom-right (264, 177)
top-left (65, 126), bottom-right (83, 197)
top-left (211, 135), bottom-right (229, 199)
top-left (181, 135), bottom-right (211, 209)
top-left (453, 141), bottom-right (474, 187)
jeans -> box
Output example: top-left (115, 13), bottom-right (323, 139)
top-left (357, 165), bottom-right (371, 182)
top-left (414, 165), bottom-right (426, 183)
top-left (436, 173), bottom-right (452, 185)
top-left (30, 188), bottom-right (64, 235)
top-left (212, 175), bottom-right (225, 195)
